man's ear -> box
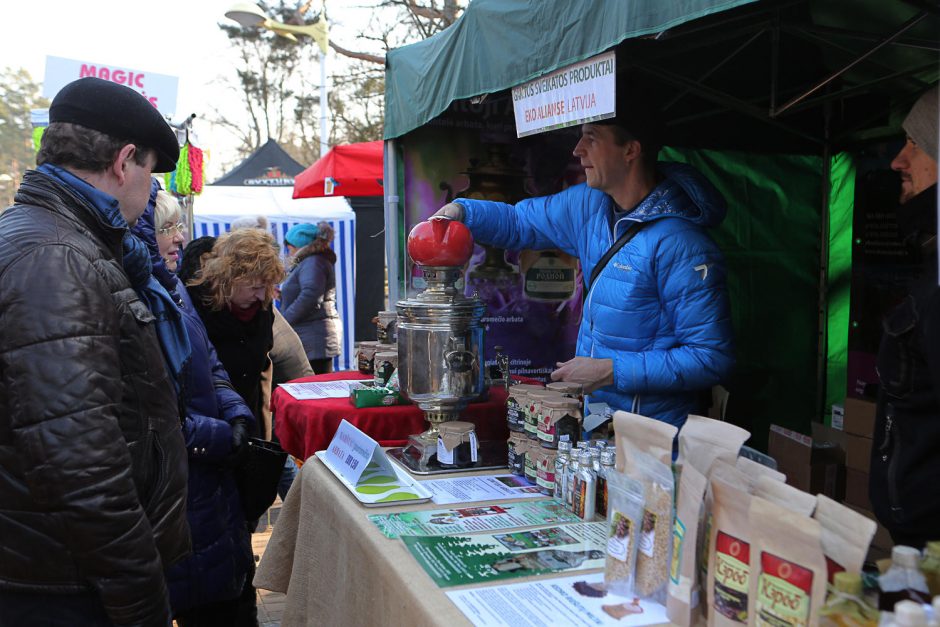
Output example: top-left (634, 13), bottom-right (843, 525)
top-left (622, 139), bottom-right (643, 164)
top-left (111, 144), bottom-right (137, 184)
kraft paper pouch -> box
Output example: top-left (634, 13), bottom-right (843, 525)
top-left (813, 495), bottom-right (877, 583)
top-left (736, 456), bottom-right (786, 491)
top-left (667, 463), bottom-right (708, 626)
top-left (678, 415), bottom-right (750, 476)
top-left (701, 460), bottom-right (750, 623)
top-left (747, 497), bottom-right (827, 627)
top-left (752, 475), bottom-right (816, 516)
top-left (613, 410), bottom-right (677, 469)
top-left (706, 472), bottom-right (753, 626)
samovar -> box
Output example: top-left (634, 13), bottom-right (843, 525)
top-left (393, 217), bottom-right (488, 471)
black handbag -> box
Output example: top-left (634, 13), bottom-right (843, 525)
top-left (234, 437), bottom-right (288, 522)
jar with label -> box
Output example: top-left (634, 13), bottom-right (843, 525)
top-left (595, 449), bottom-right (616, 518)
top-left (546, 381), bottom-right (584, 405)
top-left (522, 250), bottom-right (578, 302)
top-left (357, 341), bottom-right (380, 374)
top-left (436, 421), bottom-right (478, 467)
top-left (507, 433), bottom-right (528, 476)
top-left (555, 441), bottom-right (572, 501)
top-left (571, 449), bottom-right (596, 521)
top-left (538, 396), bottom-right (583, 449)
top-left (524, 442), bottom-right (539, 485)
top-left (526, 389), bottom-right (562, 441)
top-left (376, 310), bottom-right (398, 343)
top-left (373, 351), bottom-right (398, 387)
top-left (506, 384), bottom-right (542, 433)
top-left (535, 448), bottom-right (557, 496)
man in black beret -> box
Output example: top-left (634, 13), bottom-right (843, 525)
top-left (0, 77), bottom-right (191, 626)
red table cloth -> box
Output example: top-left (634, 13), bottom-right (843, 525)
top-left (273, 371), bottom-right (512, 460)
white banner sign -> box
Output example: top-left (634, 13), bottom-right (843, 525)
top-left (42, 55), bottom-right (179, 116)
top-left (511, 51), bottom-right (616, 138)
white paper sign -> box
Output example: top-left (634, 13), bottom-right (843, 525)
top-left (42, 55), bottom-right (179, 116)
top-left (511, 51), bottom-right (616, 138)
top-left (324, 419), bottom-right (396, 486)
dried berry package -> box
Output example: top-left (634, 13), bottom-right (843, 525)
top-left (747, 497), bottom-right (827, 626)
top-left (604, 469), bottom-right (646, 598)
top-left (706, 474), bottom-right (752, 626)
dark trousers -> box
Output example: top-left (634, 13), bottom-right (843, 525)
top-left (175, 557), bottom-right (258, 627)
top-left (310, 358), bottom-right (333, 374)
top-left (0, 590), bottom-right (115, 626)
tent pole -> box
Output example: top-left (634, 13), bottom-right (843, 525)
top-left (384, 139), bottom-right (401, 307)
top-left (816, 100), bottom-right (833, 423)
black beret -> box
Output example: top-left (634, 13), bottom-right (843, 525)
top-left (50, 77), bottom-right (180, 173)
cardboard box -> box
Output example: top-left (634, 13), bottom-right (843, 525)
top-left (845, 432), bottom-right (873, 472)
top-left (831, 403), bottom-right (845, 430)
top-left (768, 422), bottom-right (846, 500)
top-left (843, 397), bottom-right (877, 438)
top-left (844, 467), bottom-right (872, 510)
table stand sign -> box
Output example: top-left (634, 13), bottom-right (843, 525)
top-left (317, 419), bottom-right (432, 507)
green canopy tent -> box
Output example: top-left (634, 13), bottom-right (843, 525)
top-left (382, 0), bottom-right (939, 448)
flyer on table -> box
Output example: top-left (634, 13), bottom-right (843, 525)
top-left (370, 500), bottom-right (579, 539)
top-left (446, 572), bottom-right (668, 627)
top-left (402, 522), bottom-right (607, 588)
top-left (424, 474), bottom-right (546, 505)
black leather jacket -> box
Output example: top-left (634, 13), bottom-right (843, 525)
top-left (870, 186), bottom-right (940, 548)
top-left (0, 170), bottom-right (190, 625)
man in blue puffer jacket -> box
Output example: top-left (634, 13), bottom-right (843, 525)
top-left (436, 93), bottom-right (734, 430)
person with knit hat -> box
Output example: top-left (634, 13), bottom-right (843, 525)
top-left (281, 221), bottom-right (343, 373)
top-left (870, 83), bottom-right (940, 549)
top-left (0, 77), bottom-right (190, 625)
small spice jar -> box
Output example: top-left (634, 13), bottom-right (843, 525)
top-left (436, 421), bottom-right (478, 467)
top-left (526, 389), bottom-right (562, 441)
top-left (356, 341), bottom-right (380, 374)
top-left (505, 384), bottom-right (543, 433)
top-left (535, 448), bottom-right (557, 496)
top-left (376, 310), bottom-right (398, 343)
top-left (373, 351), bottom-right (398, 387)
top-left (538, 396), bottom-right (583, 449)
top-left (546, 381), bottom-right (584, 405)
top-left (507, 432), bottom-right (528, 475)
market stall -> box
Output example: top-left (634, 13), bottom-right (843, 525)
top-left (191, 140), bottom-right (358, 370)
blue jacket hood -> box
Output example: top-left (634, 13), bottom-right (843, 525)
top-left (626, 162), bottom-right (727, 229)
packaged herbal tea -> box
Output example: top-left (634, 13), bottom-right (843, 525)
top-left (747, 497), bottom-right (827, 627)
top-left (678, 415), bottom-right (750, 476)
top-left (667, 462), bottom-right (708, 626)
top-left (753, 475), bottom-right (817, 517)
top-left (813, 495), bottom-right (877, 583)
top-left (613, 410), bottom-right (678, 468)
top-left (604, 469), bottom-right (646, 598)
top-left (736, 456), bottom-right (786, 492)
top-left (706, 474), bottom-right (753, 626)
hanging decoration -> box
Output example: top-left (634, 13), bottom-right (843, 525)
top-left (164, 142), bottom-right (205, 196)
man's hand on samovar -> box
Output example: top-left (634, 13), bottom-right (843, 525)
top-left (433, 202), bottom-right (465, 222)
top-left (551, 357), bottom-right (614, 394)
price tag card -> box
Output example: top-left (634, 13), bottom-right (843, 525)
top-left (324, 419), bottom-right (396, 486)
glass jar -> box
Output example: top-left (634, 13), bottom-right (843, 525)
top-left (357, 341), bottom-right (380, 374)
top-left (373, 351), bottom-right (398, 387)
top-left (538, 396), bottom-right (583, 449)
top-left (523, 441), bottom-right (539, 485)
top-left (506, 384), bottom-right (542, 433)
top-left (595, 449), bottom-right (616, 518)
top-left (554, 441), bottom-right (572, 501)
top-left (507, 432), bottom-right (528, 476)
top-left (436, 421), bottom-right (478, 467)
top-left (546, 381), bottom-right (583, 405)
top-left (571, 449), bottom-right (596, 521)
top-left (526, 389), bottom-right (562, 441)
top-left (535, 448), bottom-right (557, 496)
top-left (376, 310), bottom-right (398, 343)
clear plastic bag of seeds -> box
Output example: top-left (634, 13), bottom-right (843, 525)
top-left (604, 469), bottom-right (646, 598)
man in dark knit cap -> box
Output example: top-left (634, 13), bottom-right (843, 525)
top-left (0, 77), bottom-right (191, 626)
top-left (870, 84), bottom-right (939, 549)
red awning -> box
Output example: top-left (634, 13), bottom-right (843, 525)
top-left (292, 141), bottom-right (384, 198)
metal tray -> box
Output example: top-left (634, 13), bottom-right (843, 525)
top-left (386, 440), bottom-right (508, 476)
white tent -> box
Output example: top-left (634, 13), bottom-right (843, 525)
top-left (192, 185), bottom-right (357, 371)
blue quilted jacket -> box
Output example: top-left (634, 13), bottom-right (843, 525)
top-left (457, 162), bottom-right (734, 428)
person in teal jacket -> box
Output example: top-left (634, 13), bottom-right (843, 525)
top-left (436, 95), bottom-right (734, 429)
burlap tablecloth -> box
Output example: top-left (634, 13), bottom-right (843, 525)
top-left (254, 457), bottom-right (674, 626)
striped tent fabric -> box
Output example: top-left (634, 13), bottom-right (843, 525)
top-left (191, 188), bottom-right (356, 371)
